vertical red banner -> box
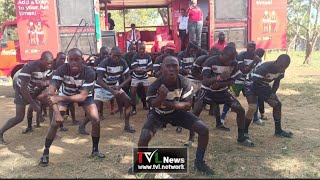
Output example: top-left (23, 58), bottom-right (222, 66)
top-left (15, 0), bottom-right (60, 60)
top-left (250, 0), bottom-right (287, 50)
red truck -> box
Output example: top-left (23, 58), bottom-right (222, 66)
top-left (0, 0), bottom-right (287, 78)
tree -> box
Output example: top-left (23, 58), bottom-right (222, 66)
top-left (0, 0), bottom-right (15, 24)
top-left (288, 0), bottom-right (320, 64)
top-left (110, 8), bottom-right (168, 32)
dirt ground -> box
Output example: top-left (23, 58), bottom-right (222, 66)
top-left (0, 56), bottom-right (319, 179)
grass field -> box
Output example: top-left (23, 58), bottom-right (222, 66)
top-left (0, 51), bottom-right (319, 179)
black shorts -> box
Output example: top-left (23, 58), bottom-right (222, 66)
top-left (142, 110), bottom-right (200, 132)
top-left (245, 84), bottom-right (273, 100)
top-left (198, 88), bottom-right (237, 105)
top-left (14, 85), bottom-right (42, 106)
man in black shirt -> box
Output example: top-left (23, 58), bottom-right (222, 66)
top-left (93, 47), bottom-right (109, 120)
top-left (221, 42), bottom-right (265, 126)
top-left (0, 51), bottom-right (54, 144)
top-left (244, 54), bottom-right (292, 142)
top-left (39, 48), bottom-right (105, 166)
top-left (108, 13), bottom-right (115, 30)
top-left (177, 41), bottom-right (199, 76)
top-left (153, 42), bottom-right (177, 78)
top-left (25, 52), bottom-right (67, 133)
top-left (128, 56), bottom-right (214, 176)
top-left (192, 46), bottom-right (254, 147)
top-left (184, 47), bottom-right (220, 147)
top-left (130, 43), bottom-right (153, 115)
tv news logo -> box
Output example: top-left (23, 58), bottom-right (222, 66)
top-left (133, 147), bottom-right (188, 174)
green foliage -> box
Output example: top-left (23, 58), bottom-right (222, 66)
top-left (0, 0), bottom-right (15, 24)
top-left (109, 8), bottom-right (167, 32)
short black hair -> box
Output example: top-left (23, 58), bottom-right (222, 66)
top-left (68, 48), bottom-right (83, 57)
top-left (276, 54), bottom-right (291, 64)
top-left (111, 46), bottom-right (122, 54)
top-left (163, 56), bottom-right (179, 64)
top-left (227, 42), bottom-right (236, 48)
top-left (128, 44), bottom-right (136, 49)
top-left (41, 51), bottom-right (54, 60)
top-left (223, 45), bottom-right (237, 55)
top-left (255, 48), bottom-right (265, 58)
top-left (100, 46), bottom-right (109, 53)
top-left (209, 47), bottom-right (221, 55)
top-left (56, 52), bottom-right (65, 57)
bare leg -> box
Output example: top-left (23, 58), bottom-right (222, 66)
top-left (0, 104), bottom-right (26, 144)
top-left (130, 86), bottom-right (138, 115)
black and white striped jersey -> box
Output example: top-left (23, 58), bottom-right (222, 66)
top-left (16, 60), bottom-right (51, 94)
top-left (202, 56), bottom-right (241, 92)
top-left (131, 53), bottom-right (152, 80)
top-left (235, 51), bottom-right (259, 85)
top-left (95, 58), bottom-right (129, 87)
top-left (189, 54), bottom-right (210, 80)
top-left (246, 61), bottom-right (284, 87)
top-left (51, 63), bottom-right (95, 96)
top-left (177, 51), bottom-right (197, 76)
top-left (146, 74), bottom-right (193, 115)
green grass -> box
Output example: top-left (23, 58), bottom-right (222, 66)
top-left (264, 50), bottom-right (320, 67)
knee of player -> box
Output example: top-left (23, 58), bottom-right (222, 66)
top-left (269, 99), bottom-right (281, 108)
top-left (194, 121), bottom-right (209, 136)
top-left (233, 103), bottom-right (245, 114)
top-left (275, 101), bottom-right (282, 108)
top-left (91, 117), bottom-right (100, 126)
top-left (50, 122), bottom-right (59, 129)
top-left (15, 115), bottom-right (25, 123)
top-left (138, 129), bottom-right (153, 145)
top-left (238, 106), bottom-right (245, 115)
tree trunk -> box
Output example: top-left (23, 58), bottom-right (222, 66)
top-left (158, 8), bottom-right (168, 25)
top-left (304, 43), bottom-right (312, 64)
top-left (303, 0), bottom-right (313, 64)
top-left (288, 34), bottom-right (297, 51)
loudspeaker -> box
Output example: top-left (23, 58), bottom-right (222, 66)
top-left (101, 31), bottom-right (118, 50)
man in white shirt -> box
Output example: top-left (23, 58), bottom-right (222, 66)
top-left (126, 23), bottom-right (141, 52)
top-left (177, 8), bottom-right (189, 51)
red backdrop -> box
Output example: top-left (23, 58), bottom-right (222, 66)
top-left (250, 0), bottom-right (287, 49)
top-left (15, 0), bottom-right (60, 60)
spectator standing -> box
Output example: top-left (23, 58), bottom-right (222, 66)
top-left (108, 13), bottom-right (115, 30)
top-left (177, 8), bottom-right (189, 51)
top-left (187, 0), bottom-right (204, 47)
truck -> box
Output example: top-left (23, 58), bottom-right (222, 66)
top-left (0, 0), bottom-right (288, 78)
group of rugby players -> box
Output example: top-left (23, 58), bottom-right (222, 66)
top-left (0, 34), bottom-right (292, 175)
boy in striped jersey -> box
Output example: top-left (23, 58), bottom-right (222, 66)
top-left (220, 43), bottom-right (265, 127)
top-left (153, 42), bottom-right (177, 78)
top-left (184, 47), bottom-right (221, 147)
top-left (177, 41), bottom-right (200, 77)
top-left (0, 51), bottom-right (54, 144)
top-left (39, 48), bottom-right (105, 166)
top-left (94, 47), bottom-right (135, 133)
top-left (25, 52), bottom-right (67, 133)
top-left (244, 54), bottom-right (292, 142)
top-left (130, 43), bottom-right (153, 115)
top-left (192, 45), bottom-right (254, 147)
top-left (128, 56), bottom-right (214, 175)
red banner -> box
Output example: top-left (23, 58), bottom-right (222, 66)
top-left (15, 0), bottom-right (60, 60)
top-left (250, 0), bottom-right (287, 49)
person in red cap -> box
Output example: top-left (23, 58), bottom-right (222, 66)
top-left (153, 42), bottom-right (180, 78)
